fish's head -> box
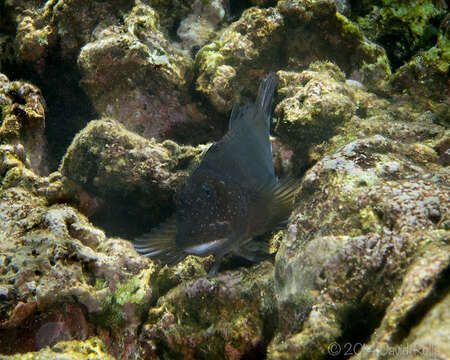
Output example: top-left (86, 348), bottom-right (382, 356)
top-left (175, 169), bottom-right (247, 251)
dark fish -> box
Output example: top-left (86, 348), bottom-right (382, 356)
top-left (134, 73), bottom-right (298, 275)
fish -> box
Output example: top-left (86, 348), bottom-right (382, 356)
top-left (134, 72), bottom-right (298, 275)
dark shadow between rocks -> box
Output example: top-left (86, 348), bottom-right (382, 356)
top-left (390, 263), bottom-right (450, 345)
top-left (324, 302), bottom-right (385, 360)
top-left (2, 49), bottom-right (97, 172)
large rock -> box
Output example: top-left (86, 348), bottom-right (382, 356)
top-left (7, 0), bottom-right (134, 66)
top-left (269, 108), bottom-right (449, 358)
top-left (389, 15), bottom-right (450, 109)
top-left (60, 118), bottom-right (205, 236)
top-left (140, 262), bottom-right (277, 359)
top-left (5, 338), bottom-right (115, 360)
top-left (76, 4), bottom-right (201, 141)
top-left (0, 147), bottom-right (156, 357)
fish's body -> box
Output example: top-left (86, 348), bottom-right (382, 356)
top-left (134, 73), bottom-right (297, 274)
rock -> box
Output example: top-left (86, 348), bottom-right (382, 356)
top-left (77, 3), bottom-right (207, 141)
top-left (140, 262), bottom-right (277, 359)
top-left (195, 6), bottom-right (285, 113)
top-left (60, 118), bottom-right (206, 236)
top-left (195, 1), bottom-right (391, 113)
top-left (389, 15), bottom-right (450, 108)
top-left (269, 116), bottom-right (449, 358)
top-left (0, 151), bottom-right (157, 356)
top-left (176, 0), bottom-right (227, 53)
top-left (6, 0), bottom-right (134, 66)
top-left (5, 337), bottom-right (115, 360)
top-left (354, 246), bottom-right (449, 359)
top-left (353, 0), bottom-right (448, 70)
top-left (0, 74), bottom-right (48, 175)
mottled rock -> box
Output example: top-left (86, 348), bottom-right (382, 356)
top-left (140, 262), bottom-right (276, 359)
top-left (0, 75), bottom-right (48, 175)
top-left (268, 122), bottom-right (449, 358)
top-left (196, 7), bottom-right (285, 113)
top-left (0, 154), bottom-right (156, 356)
top-left (60, 118), bottom-right (205, 235)
top-left (354, 245), bottom-right (449, 360)
top-left (353, 0), bottom-right (448, 69)
top-left (7, 0), bottom-right (133, 67)
top-left (77, 4), bottom-right (205, 141)
top-left (389, 15), bottom-right (450, 107)
top-left (196, 1), bottom-right (391, 112)
top-left (176, 0), bottom-right (227, 53)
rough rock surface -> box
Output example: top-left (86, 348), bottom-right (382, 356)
top-left (140, 262), bottom-right (276, 359)
top-left (389, 15), bottom-right (450, 107)
top-left (77, 3), bottom-right (200, 141)
top-left (352, 0), bottom-right (448, 70)
top-left (0, 1), bottom-right (449, 360)
top-left (59, 117), bottom-right (206, 236)
top-left (176, 0), bottom-right (227, 53)
top-left (268, 69), bottom-right (449, 358)
top-left (196, 1), bottom-right (391, 113)
top-left (0, 74), bottom-right (48, 175)
top-left (5, 338), bottom-right (115, 360)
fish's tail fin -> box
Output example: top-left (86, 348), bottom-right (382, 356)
top-left (133, 216), bottom-right (186, 266)
top-left (256, 72), bottom-right (279, 118)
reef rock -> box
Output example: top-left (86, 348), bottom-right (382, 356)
top-left (140, 262), bottom-right (276, 359)
top-left (269, 80), bottom-right (449, 358)
top-left (389, 15), bottom-right (450, 108)
top-left (6, 0), bottom-right (134, 67)
top-left (0, 74), bottom-right (48, 175)
top-left (353, 0), bottom-right (448, 70)
top-left (77, 4), bottom-right (205, 141)
top-left (195, 1), bottom-right (391, 113)
top-left (176, 0), bottom-right (227, 53)
top-left (5, 338), bottom-right (115, 360)
top-left (0, 148), bottom-right (158, 357)
top-left (60, 118), bottom-right (205, 236)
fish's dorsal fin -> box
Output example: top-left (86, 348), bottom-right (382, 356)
top-left (200, 73), bottom-right (279, 189)
top-left (257, 72), bottom-right (279, 119)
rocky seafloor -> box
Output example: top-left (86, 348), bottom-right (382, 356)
top-left (0, 0), bottom-right (448, 359)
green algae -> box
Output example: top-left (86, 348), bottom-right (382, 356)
top-left (355, 0), bottom-right (448, 69)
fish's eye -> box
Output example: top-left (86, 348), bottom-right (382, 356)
top-left (202, 184), bottom-right (216, 198)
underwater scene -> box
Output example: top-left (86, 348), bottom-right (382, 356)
top-left (0, 0), bottom-right (449, 359)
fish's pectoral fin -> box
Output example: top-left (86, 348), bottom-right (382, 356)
top-left (249, 176), bottom-right (300, 235)
top-left (134, 216), bottom-right (186, 266)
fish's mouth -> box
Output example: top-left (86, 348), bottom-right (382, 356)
top-left (185, 238), bottom-right (228, 256)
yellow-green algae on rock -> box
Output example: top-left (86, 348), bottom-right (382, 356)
top-left (60, 118), bottom-right (206, 235)
top-left (267, 65), bottom-right (449, 358)
top-left (0, 74), bottom-right (48, 175)
top-left (195, 1), bottom-right (391, 113)
top-left (140, 262), bottom-right (277, 359)
top-left (354, 0), bottom-right (448, 69)
top-left (4, 337), bottom-right (114, 360)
